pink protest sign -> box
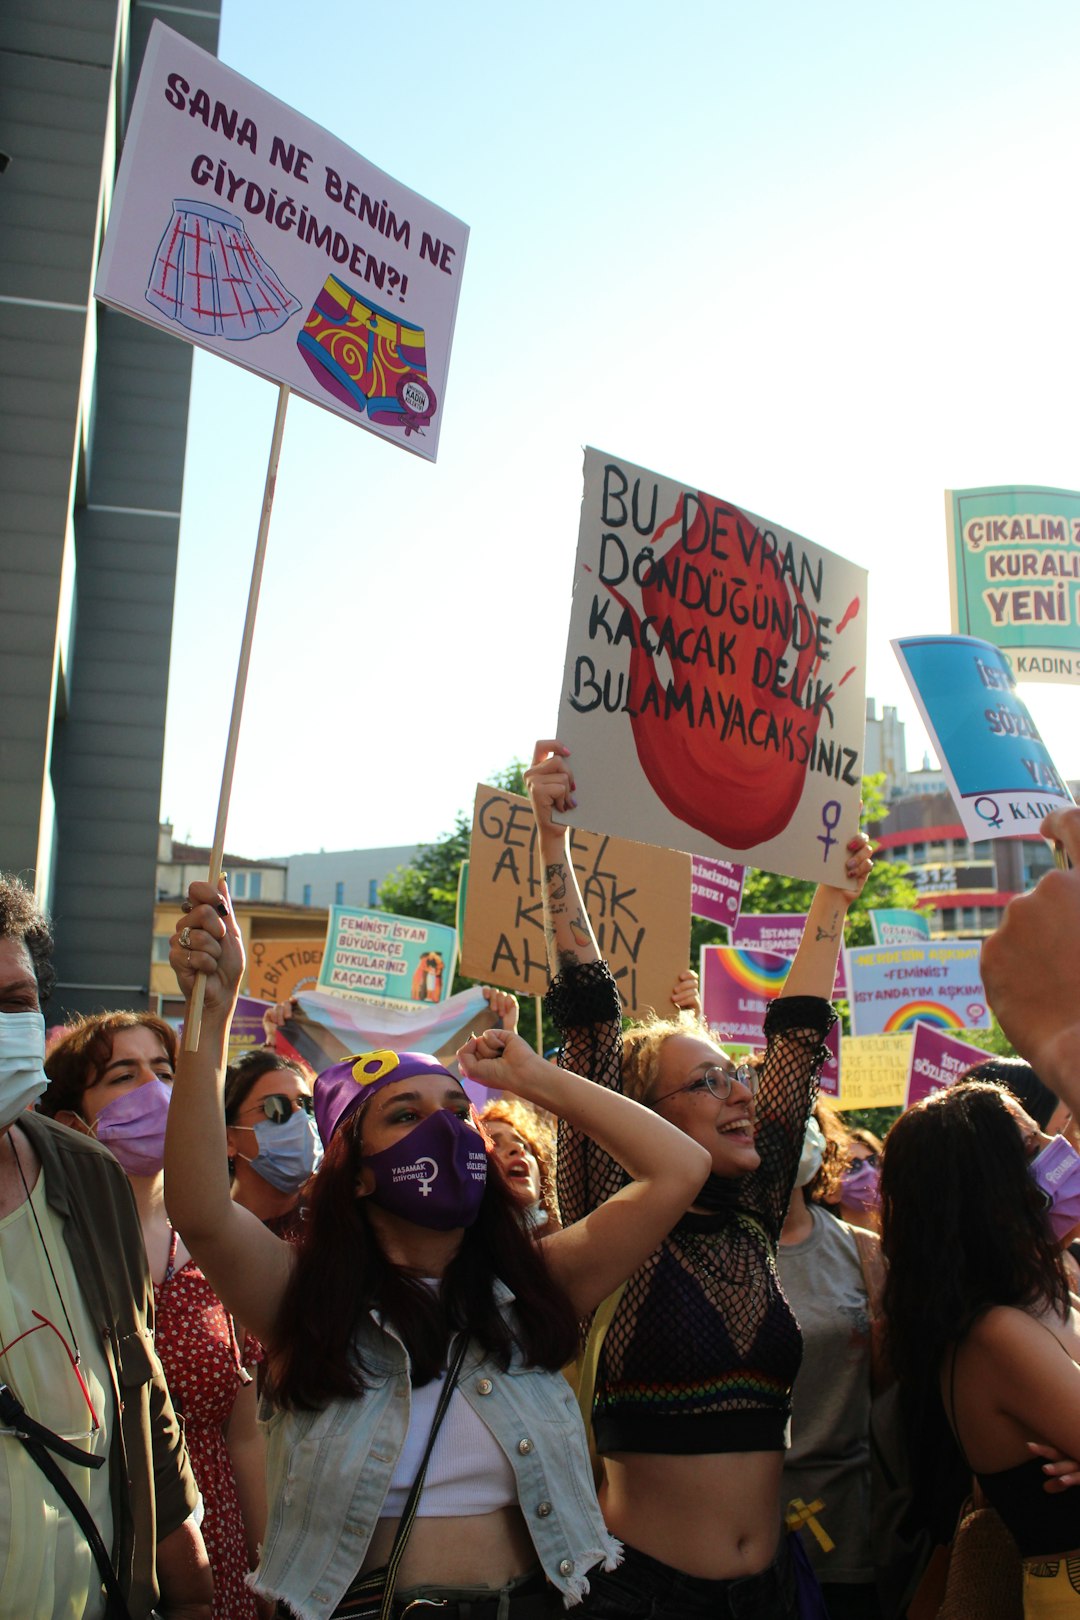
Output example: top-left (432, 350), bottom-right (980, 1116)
top-left (732, 913), bottom-right (847, 995)
top-left (906, 1022), bottom-right (990, 1108)
top-left (702, 944), bottom-right (841, 1094)
top-left (690, 856), bottom-right (745, 926)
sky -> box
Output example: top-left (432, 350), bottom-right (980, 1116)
top-left (159, 0), bottom-right (1080, 860)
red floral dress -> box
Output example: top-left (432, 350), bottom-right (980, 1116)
top-left (154, 1230), bottom-right (261, 1620)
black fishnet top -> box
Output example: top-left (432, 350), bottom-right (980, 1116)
top-left (549, 960), bottom-right (836, 1455)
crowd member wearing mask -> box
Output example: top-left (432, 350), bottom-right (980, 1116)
top-left (164, 877), bottom-right (711, 1620)
top-left (0, 875), bottom-right (209, 1618)
top-left (882, 1079), bottom-right (1080, 1616)
top-left (529, 741), bottom-right (874, 1620)
top-left (778, 1108), bottom-right (885, 1620)
top-left (225, 1050), bottom-right (321, 1239)
top-left (837, 1129), bottom-right (882, 1233)
top-left (42, 1011), bottom-right (265, 1620)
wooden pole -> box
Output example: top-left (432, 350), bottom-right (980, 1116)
top-left (534, 995), bottom-right (544, 1055)
top-left (185, 383), bottom-right (291, 1052)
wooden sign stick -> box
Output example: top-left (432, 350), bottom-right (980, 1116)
top-left (534, 995), bottom-right (544, 1056)
top-left (185, 382), bottom-right (290, 1052)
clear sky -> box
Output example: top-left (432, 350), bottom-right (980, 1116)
top-left (160, 0), bottom-right (1080, 859)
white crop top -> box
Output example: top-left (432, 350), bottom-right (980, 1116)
top-left (381, 1370), bottom-right (517, 1518)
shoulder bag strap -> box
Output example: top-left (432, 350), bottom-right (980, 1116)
top-left (378, 1330), bottom-right (471, 1619)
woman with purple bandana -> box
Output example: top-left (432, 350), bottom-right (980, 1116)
top-left (882, 1080), bottom-right (1080, 1616)
top-left (40, 1013), bottom-right (266, 1620)
top-left (163, 879), bottom-right (711, 1620)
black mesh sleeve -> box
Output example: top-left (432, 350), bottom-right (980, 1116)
top-left (546, 960), bottom-right (627, 1227)
top-left (735, 994), bottom-right (837, 1240)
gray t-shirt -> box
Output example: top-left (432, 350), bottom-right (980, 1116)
top-left (778, 1203), bottom-right (874, 1584)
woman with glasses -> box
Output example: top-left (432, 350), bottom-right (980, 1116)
top-left (41, 1013), bottom-right (265, 1620)
top-left (527, 740), bottom-right (873, 1620)
top-left (225, 1049), bottom-right (321, 1238)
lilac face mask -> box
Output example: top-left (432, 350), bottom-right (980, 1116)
top-left (1030, 1135), bottom-right (1080, 1245)
top-left (362, 1107), bottom-right (487, 1231)
top-left (842, 1160), bottom-right (881, 1212)
top-left (93, 1078), bottom-right (172, 1176)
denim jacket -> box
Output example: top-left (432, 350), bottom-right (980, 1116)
top-left (252, 1284), bottom-right (620, 1620)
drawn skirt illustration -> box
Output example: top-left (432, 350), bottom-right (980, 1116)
top-left (297, 275), bottom-right (436, 435)
top-left (146, 198), bottom-right (300, 339)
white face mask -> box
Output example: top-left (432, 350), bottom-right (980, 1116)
top-left (795, 1115), bottom-right (827, 1188)
top-left (0, 1012), bottom-right (48, 1128)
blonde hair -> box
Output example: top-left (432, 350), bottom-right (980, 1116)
top-left (479, 1097), bottom-right (560, 1226)
top-left (621, 1011), bottom-right (718, 1106)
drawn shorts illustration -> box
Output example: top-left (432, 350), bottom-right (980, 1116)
top-left (296, 273), bottom-right (437, 435)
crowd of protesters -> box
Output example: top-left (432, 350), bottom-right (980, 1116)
top-left (0, 748), bottom-right (1079, 1619)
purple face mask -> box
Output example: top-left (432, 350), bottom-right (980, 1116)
top-left (842, 1160), bottom-right (881, 1212)
top-left (1030, 1135), bottom-right (1080, 1245)
top-left (93, 1077), bottom-right (172, 1177)
top-left (362, 1107), bottom-right (488, 1231)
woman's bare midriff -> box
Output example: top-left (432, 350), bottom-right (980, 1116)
top-left (361, 1505), bottom-right (537, 1589)
top-left (600, 1451), bottom-right (784, 1580)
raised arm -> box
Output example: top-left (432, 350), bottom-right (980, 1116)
top-left (459, 1029), bottom-right (709, 1317)
top-left (780, 832), bottom-right (873, 1001)
top-left (981, 807), bottom-right (1080, 1116)
top-left (164, 881), bottom-right (295, 1346)
top-left (526, 739), bottom-right (600, 977)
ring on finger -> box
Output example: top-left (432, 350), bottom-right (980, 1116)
top-left (179, 925), bottom-right (193, 949)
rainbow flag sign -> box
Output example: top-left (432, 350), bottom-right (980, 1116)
top-left (844, 942), bottom-right (989, 1037)
top-left (701, 945), bottom-right (840, 1092)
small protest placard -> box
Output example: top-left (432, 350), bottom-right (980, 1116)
top-left (946, 485), bottom-right (1080, 684)
top-left (892, 635), bottom-right (1073, 842)
top-left (690, 856), bottom-right (745, 927)
top-left (906, 1022), bottom-right (991, 1108)
top-left (555, 449), bottom-right (868, 885)
top-left (845, 942), bottom-right (989, 1037)
top-left (835, 1034), bottom-right (912, 1111)
top-left (700, 945), bottom-right (840, 1092)
top-left (226, 995), bottom-right (270, 1063)
top-left (732, 912), bottom-right (847, 995)
top-left (317, 906), bottom-right (457, 1007)
top-left (460, 785), bottom-right (691, 1017)
top-left (869, 908), bottom-right (931, 946)
top-left (246, 938), bottom-right (325, 1003)
top-left (95, 22), bottom-right (468, 461)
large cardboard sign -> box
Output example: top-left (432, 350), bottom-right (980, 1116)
top-left (845, 942), bottom-right (989, 1037)
top-left (555, 450), bottom-right (868, 885)
top-left (834, 1035), bottom-right (911, 1111)
top-left (869, 908), bottom-right (931, 946)
top-left (946, 485), bottom-right (1080, 684)
top-left (906, 1022), bottom-right (990, 1109)
top-left (690, 856), bottom-right (745, 927)
top-left (246, 937), bottom-right (324, 1002)
top-left (461, 785), bottom-right (691, 1017)
top-left (316, 906), bottom-right (457, 1007)
top-left (700, 945), bottom-right (840, 1092)
top-left (892, 635), bottom-right (1073, 842)
top-left (95, 23), bottom-right (468, 461)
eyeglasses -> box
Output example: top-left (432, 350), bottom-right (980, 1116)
top-left (651, 1062), bottom-right (758, 1108)
top-left (0, 1310), bottom-right (100, 1437)
top-left (238, 1093), bottom-right (315, 1126)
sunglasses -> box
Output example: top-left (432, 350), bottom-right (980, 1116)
top-left (651, 1062), bottom-right (758, 1108)
top-left (239, 1093), bottom-right (315, 1126)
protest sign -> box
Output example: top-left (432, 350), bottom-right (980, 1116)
top-left (845, 942), bottom-right (989, 1037)
top-left (700, 945), bottom-right (840, 1092)
top-left (892, 635), bottom-right (1073, 842)
top-left (246, 937), bottom-right (324, 1002)
top-left (906, 1022), bottom-right (990, 1109)
top-left (732, 912), bottom-right (847, 995)
top-left (96, 22), bottom-right (467, 462)
top-left (461, 785), bottom-right (690, 1017)
top-left (316, 906), bottom-right (457, 1007)
top-left (555, 449), bottom-right (868, 886)
top-left (690, 856), bottom-right (745, 927)
top-left (869, 908), bottom-right (931, 946)
top-left (226, 995), bottom-right (270, 1063)
top-left (946, 485), bottom-right (1080, 684)
top-left (834, 1035), bottom-right (911, 1111)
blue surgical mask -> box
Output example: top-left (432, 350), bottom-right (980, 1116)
top-left (0, 1011), bottom-right (47, 1128)
top-left (242, 1108), bottom-right (322, 1194)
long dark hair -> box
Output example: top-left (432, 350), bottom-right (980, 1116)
top-left (881, 1079), bottom-right (1069, 1392)
top-left (267, 1107), bottom-right (581, 1411)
